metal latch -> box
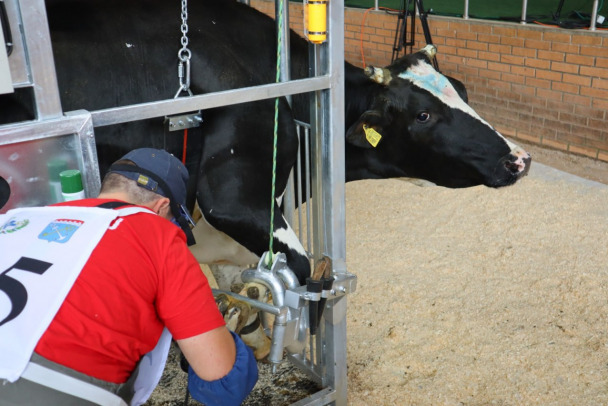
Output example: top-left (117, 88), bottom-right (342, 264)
top-left (165, 112), bottom-right (202, 131)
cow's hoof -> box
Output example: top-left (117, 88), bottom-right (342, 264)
top-left (230, 282), bottom-right (245, 293)
top-left (224, 301), bottom-right (252, 334)
top-left (215, 293), bottom-right (231, 315)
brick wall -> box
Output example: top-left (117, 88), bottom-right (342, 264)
top-left (251, 0), bottom-right (608, 162)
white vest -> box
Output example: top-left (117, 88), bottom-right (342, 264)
top-left (0, 206), bottom-right (172, 406)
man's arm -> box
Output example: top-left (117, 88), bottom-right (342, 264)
top-left (177, 326), bottom-right (236, 380)
top-left (177, 326), bottom-right (258, 405)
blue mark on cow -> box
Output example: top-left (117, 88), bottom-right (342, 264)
top-left (399, 70), bottom-right (451, 100)
top-left (398, 61), bottom-right (482, 120)
top-left (38, 219), bottom-right (84, 243)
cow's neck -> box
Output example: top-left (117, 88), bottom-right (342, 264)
top-left (344, 63), bottom-right (377, 126)
top-left (343, 63), bottom-right (395, 182)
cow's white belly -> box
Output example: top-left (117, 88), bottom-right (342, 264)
top-left (189, 214), bottom-right (260, 266)
top-left (189, 202), bottom-right (307, 290)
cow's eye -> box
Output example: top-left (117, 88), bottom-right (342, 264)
top-left (416, 112), bottom-right (431, 123)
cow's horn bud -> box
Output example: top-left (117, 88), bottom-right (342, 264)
top-left (420, 44), bottom-right (437, 60)
top-left (365, 66), bottom-right (391, 85)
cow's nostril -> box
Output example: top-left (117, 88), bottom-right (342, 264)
top-left (505, 158), bottom-right (523, 174)
top-left (522, 156), bottom-right (532, 176)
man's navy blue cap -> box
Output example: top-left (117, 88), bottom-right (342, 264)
top-left (110, 148), bottom-right (188, 209)
top-left (107, 148), bottom-right (196, 245)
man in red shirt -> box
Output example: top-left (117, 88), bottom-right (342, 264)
top-left (0, 148), bottom-right (258, 405)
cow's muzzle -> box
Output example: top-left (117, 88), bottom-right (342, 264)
top-left (504, 147), bottom-right (532, 178)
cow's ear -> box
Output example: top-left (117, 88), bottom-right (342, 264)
top-left (346, 110), bottom-right (387, 149)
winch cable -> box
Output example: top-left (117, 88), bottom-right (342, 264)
top-left (266, 0), bottom-right (285, 268)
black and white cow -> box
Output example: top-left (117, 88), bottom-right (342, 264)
top-left (0, 0), bottom-right (531, 284)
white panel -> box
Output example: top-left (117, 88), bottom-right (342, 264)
top-left (0, 19), bottom-right (13, 94)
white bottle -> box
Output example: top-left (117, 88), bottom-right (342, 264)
top-left (59, 169), bottom-right (86, 201)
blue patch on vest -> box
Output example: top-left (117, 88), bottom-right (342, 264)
top-left (38, 220), bottom-right (83, 243)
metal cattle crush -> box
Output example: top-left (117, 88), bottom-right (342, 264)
top-left (0, 0), bottom-right (356, 404)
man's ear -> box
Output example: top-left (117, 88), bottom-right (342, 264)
top-left (150, 197), bottom-right (172, 217)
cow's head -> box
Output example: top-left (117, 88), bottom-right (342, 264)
top-left (346, 45), bottom-right (531, 188)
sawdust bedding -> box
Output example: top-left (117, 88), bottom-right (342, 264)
top-left (146, 160), bottom-right (608, 405)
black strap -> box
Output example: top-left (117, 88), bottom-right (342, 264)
top-left (239, 314), bottom-right (262, 335)
top-left (96, 201), bottom-right (133, 209)
top-left (0, 176), bottom-right (10, 210)
top-left (0, 0), bottom-right (12, 56)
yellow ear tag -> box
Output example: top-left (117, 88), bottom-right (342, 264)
top-left (363, 124), bottom-right (382, 147)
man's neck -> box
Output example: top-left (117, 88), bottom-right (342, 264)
top-left (97, 192), bottom-right (131, 202)
top-left (97, 192), bottom-right (170, 220)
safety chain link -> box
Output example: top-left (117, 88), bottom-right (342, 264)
top-left (175, 0), bottom-right (193, 97)
top-left (178, 0), bottom-right (191, 62)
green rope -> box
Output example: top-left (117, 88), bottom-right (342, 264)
top-left (266, 0), bottom-right (285, 268)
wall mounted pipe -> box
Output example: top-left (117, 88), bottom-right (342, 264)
top-left (590, 0), bottom-right (600, 30)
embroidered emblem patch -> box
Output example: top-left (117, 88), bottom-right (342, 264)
top-left (0, 217), bottom-right (30, 234)
top-left (38, 219), bottom-right (84, 243)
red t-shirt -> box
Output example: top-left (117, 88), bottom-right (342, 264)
top-left (34, 198), bottom-right (225, 383)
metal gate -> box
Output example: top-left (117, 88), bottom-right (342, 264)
top-left (0, 0), bottom-right (355, 404)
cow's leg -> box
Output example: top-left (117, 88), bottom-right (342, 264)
top-left (190, 199), bottom-right (310, 284)
top-left (196, 104), bottom-right (310, 284)
top-left (271, 211), bottom-right (311, 284)
top-left (189, 214), bottom-right (260, 266)
top-left (198, 195), bottom-right (311, 285)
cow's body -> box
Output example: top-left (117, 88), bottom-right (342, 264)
top-left (0, 0), bottom-right (530, 284)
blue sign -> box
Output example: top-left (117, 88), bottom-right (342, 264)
top-left (38, 219), bottom-right (84, 243)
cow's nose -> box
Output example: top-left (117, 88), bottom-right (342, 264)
top-left (505, 148), bottom-right (532, 176)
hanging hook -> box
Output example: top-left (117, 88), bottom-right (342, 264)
top-left (174, 59), bottom-right (193, 98)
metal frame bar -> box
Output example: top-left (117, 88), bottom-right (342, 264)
top-left (90, 76), bottom-right (330, 128)
top-left (0, 110), bottom-right (101, 197)
top-left (274, 0), bottom-right (349, 402)
top-left (290, 387), bottom-right (337, 405)
top-left (460, 0), bottom-right (601, 28)
top-left (1, 0), bottom-right (350, 403)
top-left (13, 0), bottom-right (63, 119)
top-left (312, 0), bottom-right (348, 403)
top-left (590, 0), bottom-right (600, 30)
top-left (324, 0), bottom-right (346, 276)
